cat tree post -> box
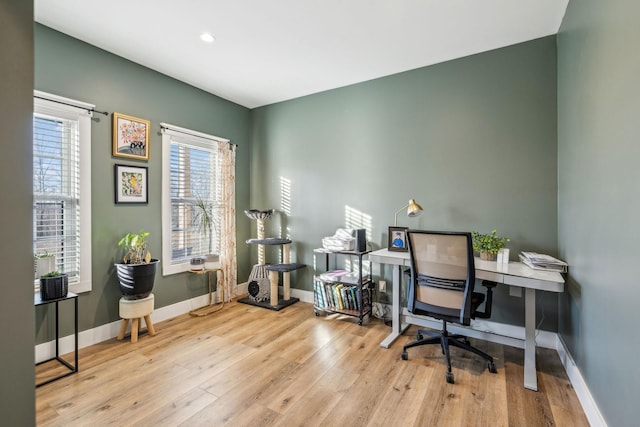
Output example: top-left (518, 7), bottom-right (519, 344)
top-left (256, 217), bottom-right (266, 265)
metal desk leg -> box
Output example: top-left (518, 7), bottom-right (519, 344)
top-left (524, 287), bottom-right (538, 391)
top-left (380, 264), bottom-right (409, 348)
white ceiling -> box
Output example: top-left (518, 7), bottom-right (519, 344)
top-left (34, 0), bottom-right (569, 109)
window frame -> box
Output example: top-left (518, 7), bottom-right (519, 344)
top-left (161, 123), bottom-right (229, 276)
top-left (33, 91), bottom-right (93, 293)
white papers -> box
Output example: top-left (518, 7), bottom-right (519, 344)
top-left (519, 252), bottom-right (568, 272)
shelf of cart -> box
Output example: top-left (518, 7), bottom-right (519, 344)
top-left (314, 306), bottom-right (370, 317)
top-left (314, 275), bottom-right (372, 285)
top-left (313, 248), bottom-right (371, 256)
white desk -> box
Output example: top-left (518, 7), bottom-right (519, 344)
top-left (369, 248), bottom-right (564, 391)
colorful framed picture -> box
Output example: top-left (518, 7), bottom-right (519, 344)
top-left (388, 226), bottom-right (408, 252)
top-left (114, 164), bottom-right (148, 204)
top-left (112, 112), bottom-right (150, 160)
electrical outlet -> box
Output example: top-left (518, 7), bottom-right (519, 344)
top-left (379, 280), bottom-right (387, 292)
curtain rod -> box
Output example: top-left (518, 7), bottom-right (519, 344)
top-left (160, 123), bottom-right (237, 149)
top-left (34, 95), bottom-right (109, 116)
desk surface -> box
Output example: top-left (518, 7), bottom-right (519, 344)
top-left (368, 248), bottom-right (564, 291)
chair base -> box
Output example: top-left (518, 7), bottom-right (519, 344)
top-left (401, 320), bottom-right (497, 384)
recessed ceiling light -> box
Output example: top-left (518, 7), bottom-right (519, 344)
top-left (200, 33), bottom-right (215, 43)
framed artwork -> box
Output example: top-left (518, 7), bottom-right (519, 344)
top-left (114, 164), bottom-right (148, 204)
top-left (112, 112), bottom-right (150, 160)
top-left (388, 226), bottom-right (408, 252)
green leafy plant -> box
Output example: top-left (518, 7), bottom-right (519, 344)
top-left (34, 251), bottom-right (55, 259)
top-left (471, 230), bottom-right (509, 255)
top-left (42, 271), bottom-right (63, 278)
top-left (118, 231), bottom-right (151, 264)
top-left (191, 196), bottom-right (220, 254)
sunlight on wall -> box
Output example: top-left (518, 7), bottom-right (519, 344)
top-left (280, 176), bottom-right (292, 216)
top-left (344, 205), bottom-right (373, 274)
top-left (344, 205), bottom-right (372, 241)
top-left (277, 176), bottom-right (293, 263)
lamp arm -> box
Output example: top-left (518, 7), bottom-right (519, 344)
top-left (394, 203), bottom-right (409, 226)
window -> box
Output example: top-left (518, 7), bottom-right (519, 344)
top-left (161, 123), bottom-right (229, 275)
top-left (33, 91), bottom-right (92, 292)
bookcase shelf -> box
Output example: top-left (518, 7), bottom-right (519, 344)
top-left (312, 248), bottom-right (373, 325)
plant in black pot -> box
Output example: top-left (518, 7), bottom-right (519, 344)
top-left (115, 231), bottom-right (159, 300)
top-left (40, 271), bottom-right (68, 301)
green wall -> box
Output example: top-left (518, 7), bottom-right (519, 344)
top-left (0, 1), bottom-right (35, 424)
top-left (251, 36), bottom-right (559, 328)
top-left (558, 1), bottom-right (640, 425)
top-left (34, 24), bottom-right (252, 339)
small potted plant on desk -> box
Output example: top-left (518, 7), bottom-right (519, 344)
top-left (115, 231), bottom-right (159, 300)
top-left (472, 230), bottom-right (509, 261)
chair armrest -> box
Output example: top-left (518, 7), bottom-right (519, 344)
top-left (474, 280), bottom-right (497, 319)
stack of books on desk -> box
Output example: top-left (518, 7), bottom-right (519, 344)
top-left (519, 252), bottom-right (568, 273)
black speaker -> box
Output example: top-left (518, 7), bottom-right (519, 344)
top-left (354, 229), bottom-right (366, 252)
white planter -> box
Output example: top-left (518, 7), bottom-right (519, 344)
top-left (204, 254), bottom-right (220, 270)
top-left (35, 256), bottom-right (55, 279)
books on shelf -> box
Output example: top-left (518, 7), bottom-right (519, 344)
top-left (314, 280), bottom-right (368, 312)
top-left (519, 252), bottom-right (568, 273)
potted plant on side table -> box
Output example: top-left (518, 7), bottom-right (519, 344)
top-left (191, 195), bottom-right (221, 270)
top-left (40, 271), bottom-right (68, 300)
top-left (115, 231), bottom-right (159, 300)
top-left (471, 230), bottom-right (509, 261)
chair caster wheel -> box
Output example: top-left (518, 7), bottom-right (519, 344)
top-left (446, 372), bottom-right (454, 384)
top-left (401, 351), bottom-right (408, 360)
top-left (488, 361), bottom-right (497, 374)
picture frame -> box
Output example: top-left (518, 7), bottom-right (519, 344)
top-left (388, 226), bottom-right (408, 252)
top-left (114, 164), bottom-right (148, 204)
top-left (112, 112), bottom-right (151, 160)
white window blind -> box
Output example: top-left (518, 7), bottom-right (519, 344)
top-left (161, 123), bottom-right (229, 275)
top-left (33, 91), bottom-right (92, 292)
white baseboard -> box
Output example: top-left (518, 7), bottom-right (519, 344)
top-left (400, 308), bottom-right (557, 350)
top-left (35, 286), bottom-right (606, 427)
top-left (556, 335), bottom-right (607, 427)
top-left (237, 281), bottom-right (248, 296)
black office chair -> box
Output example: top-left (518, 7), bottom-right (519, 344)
top-left (401, 230), bottom-right (497, 384)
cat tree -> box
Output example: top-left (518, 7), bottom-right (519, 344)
top-left (239, 209), bottom-right (305, 310)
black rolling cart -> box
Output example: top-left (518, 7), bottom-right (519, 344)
top-left (313, 248), bottom-right (373, 325)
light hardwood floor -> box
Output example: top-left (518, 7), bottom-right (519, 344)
top-left (36, 300), bottom-right (589, 426)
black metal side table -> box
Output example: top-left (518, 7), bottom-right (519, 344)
top-left (35, 291), bottom-right (78, 387)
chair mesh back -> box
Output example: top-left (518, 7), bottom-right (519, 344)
top-left (407, 231), bottom-right (474, 323)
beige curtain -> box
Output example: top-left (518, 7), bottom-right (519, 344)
top-left (218, 143), bottom-right (237, 302)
